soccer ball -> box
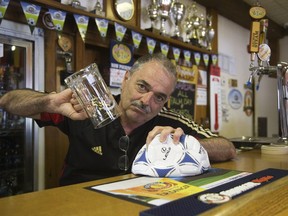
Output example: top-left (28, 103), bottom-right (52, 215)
top-left (132, 134), bottom-right (210, 177)
top-left (27, 18), bottom-right (35, 26)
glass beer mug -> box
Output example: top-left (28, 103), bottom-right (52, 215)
top-left (65, 63), bottom-right (121, 128)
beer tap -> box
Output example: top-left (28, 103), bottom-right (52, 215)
top-left (247, 4), bottom-right (270, 91)
top-left (255, 19), bottom-right (269, 90)
top-left (247, 21), bottom-right (260, 87)
top-left (247, 66), bottom-right (258, 87)
top-left (246, 1), bottom-right (288, 145)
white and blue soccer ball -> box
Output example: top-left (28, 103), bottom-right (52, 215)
top-left (132, 134), bottom-right (211, 177)
top-left (27, 18), bottom-right (35, 26)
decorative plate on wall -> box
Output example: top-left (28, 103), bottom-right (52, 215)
top-left (228, 89), bottom-right (243, 109)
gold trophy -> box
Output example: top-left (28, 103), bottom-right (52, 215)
top-left (197, 14), bottom-right (207, 47)
top-left (190, 3), bottom-right (200, 45)
top-left (183, 6), bottom-right (193, 42)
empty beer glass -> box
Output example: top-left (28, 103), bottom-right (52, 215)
top-left (65, 63), bottom-right (121, 128)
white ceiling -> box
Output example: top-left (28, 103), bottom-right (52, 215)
top-left (243, 0), bottom-right (288, 28)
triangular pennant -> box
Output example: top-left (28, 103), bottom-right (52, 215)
top-left (131, 31), bottom-right (142, 48)
top-left (183, 50), bottom-right (191, 64)
top-left (203, 54), bottom-right (210, 67)
top-left (160, 43), bottom-right (169, 57)
top-left (212, 54), bottom-right (218, 65)
top-left (114, 22), bottom-right (127, 42)
top-left (20, 1), bottom-right (41, 34)
top-left (194, 52), bottom-right (201, 66)
top-left (95, 18), bottom-right (108, 37)
top-left (172, 47), bottom-right (181, 63)
top-left (146, 37), bottom-right (156, 54)
top-left (0, 0), bottom-right (10, 25)
top-left (48, 9), bottom-right (66, 32)
top-left (73, 14), bottom-right (89, 42)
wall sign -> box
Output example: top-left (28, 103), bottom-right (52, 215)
top-left (110, 40), bottom-right (134, 65)
top-left (109, 40), bottom-right (134, 87)
top-left (168, 81), bottom-right (196, 120)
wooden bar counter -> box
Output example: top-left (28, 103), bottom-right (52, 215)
top-left (1, 149), bottom-right (288, 216)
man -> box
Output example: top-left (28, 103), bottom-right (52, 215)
top-left (0, 53), bottom-right (236, 186)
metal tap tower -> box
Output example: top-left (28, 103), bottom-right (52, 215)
top-left (248, 64), bottom-right (288, 145)
top-left (247, 1), bottom-right (288, 145)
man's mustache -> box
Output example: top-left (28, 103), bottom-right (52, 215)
top-left (131, 101), bottom-right (151, 114)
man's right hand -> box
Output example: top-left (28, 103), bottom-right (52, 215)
top-left (49, 89), bottom-right (88, 120)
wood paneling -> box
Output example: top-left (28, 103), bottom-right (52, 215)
top-left (44, 30), bottom-right (70, 188)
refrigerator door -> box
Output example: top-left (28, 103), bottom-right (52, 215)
top-left (0, 20), bottom-right (44, 196)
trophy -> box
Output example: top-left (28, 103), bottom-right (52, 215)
top-left (197, 14), bottom-right (207, 47)
top-left (206, 15), bottom-right (215, 50)
top-left (183, 6), bottom-right (193, 42)
top-left (190, 3), bottom-right (200, 45)
top-left (158, 0), bottom-right (172, 35)
top-left (94, 0), bottom-right (105, 16)
top-left (147, 0), bottom-right (159, 32)
top-left (171, 0), bottom-right (185, 40)
top-left (71, 0), bottom-right (86, 10)
top-left (184, 18), bottom-right (193, 42)
top-left (95, 0), bottom-right (102, 12)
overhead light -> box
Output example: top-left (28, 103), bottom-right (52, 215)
top-left (11, 45), bottom-right (16, 51)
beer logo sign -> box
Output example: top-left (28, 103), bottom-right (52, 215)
top-left (249, 6), bottom-right (266, 19)
top-left (198, 193), bottom-right (231, 204)
top-left (112, 43), bottom-right (132, 64)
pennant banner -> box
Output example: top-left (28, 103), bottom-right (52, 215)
top-left (0, 0), bottom-right (10, 25)
top-left (203, 54), bottom-right (210, 67)
top-left (20, 1), bottom-right (41, 34)
top-left (146, 37), bottom-right (156, 54)
top-left (16, 2), bottom-right (213, 71)
top-left (73, 14), bottom-right (89, 42)
top-left (172, 47), bottom-right (181, 63)
top-left (131, 31), bottom-right (143, 49)
top-left (194, 52), bottom-right (201, 66)
top-left (95, 18), bottom-right (109, 37)
top-left (48, 9), bottom-right (66, 32)
top-left (114, 22), bottom-right (127, 42)
top-left (212, 54), bottom-right (218, 65)
top-left (160, 43), bottom-right (169, 57)
top-left (183, 50), bottom-right (192, 63)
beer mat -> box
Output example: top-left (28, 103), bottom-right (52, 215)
top-left (139, 168), bottom-right (288, 216)
top-left (86, 168), bottom-right (252, 207)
